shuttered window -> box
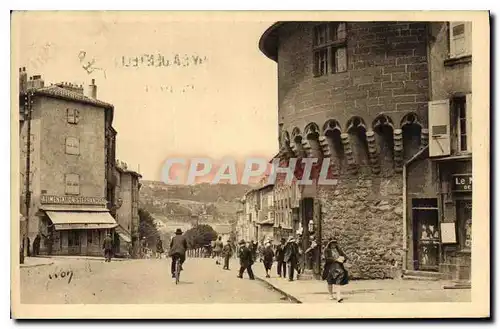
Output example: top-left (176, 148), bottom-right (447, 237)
top-left (449, 22), bottom-right (472, 58)
top-left (67, 108), bottom-right (80, 124)
top-left (65, 174), bottom-right (80, 195)
top-left (465, 93), bottom-right (472, 153)
top-left (65, 137), bottom-right (80, 155)
top-left (428, 100), bottom-right (451, 157)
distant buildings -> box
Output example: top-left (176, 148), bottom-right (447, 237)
top-left (19, 68), bottom-right (141, 257)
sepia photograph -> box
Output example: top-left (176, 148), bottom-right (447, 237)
top-left (10, 10), bottom-right (490, 319)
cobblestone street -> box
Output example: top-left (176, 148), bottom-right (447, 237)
top-left (20, 257), bottom-right (292, 304)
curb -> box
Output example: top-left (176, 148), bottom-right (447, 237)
top-left (34, 256), bottom-right (130, 262)
top-left (254, 276), bottom-right (302, 304)
top-left (20, 261), bottom-right (54, 268)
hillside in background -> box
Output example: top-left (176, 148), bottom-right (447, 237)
top-left (139, 181), bottom-right (250, 236)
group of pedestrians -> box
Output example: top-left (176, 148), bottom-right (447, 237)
top-left (230, 235), bottom-right (350, 303)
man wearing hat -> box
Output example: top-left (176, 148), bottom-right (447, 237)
top-left (169, 228), bottom-right (188, 278)
top-left (221, 239), bottom-right (233, 270)
top-left (275, 238), bottom-right (287, 278)
top-left (284, 236), bottom-right (300, 281)
top-left (237, 239), bottom-right (255, 280)
top-left (102, 232), bottom-right (114, 262)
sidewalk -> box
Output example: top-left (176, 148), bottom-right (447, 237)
top-left (252, 263), bottom-right (471, 303)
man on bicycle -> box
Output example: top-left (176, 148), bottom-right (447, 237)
top-left (169, 228), bottom-right (188, 278)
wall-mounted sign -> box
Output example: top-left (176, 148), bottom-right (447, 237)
top-left (451, 174), bottom-right (472, 192)
top-left (40, 195), bottom-right (107, 206)
top-left (440, 222), bottom-right (457, 244)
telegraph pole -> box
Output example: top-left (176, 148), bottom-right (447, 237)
top-left (24, 90), bottom-right (34, 256)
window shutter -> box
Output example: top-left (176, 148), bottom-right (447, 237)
top-left (75, 109), bottom-right (80, 124)
top-left (428, 99), bottom-right (451, 157)
top-left (65, 137), bottom-right (80, 155)
top-left (465, 22), bottom-right (472, 56)
top-left (466, 93), bottom-right (472, 152)
top-left (449, 22), bottom-right (466, 58)
top-left (65, 174), bottom-right (80, 195)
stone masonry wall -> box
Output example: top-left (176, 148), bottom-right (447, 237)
top-left (318, 174), bottom-right (403, 279)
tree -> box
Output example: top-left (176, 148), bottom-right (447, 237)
top-left (184, 224), bottom-right (217, 249)
top-left (138, 208), bottom-right (160, 248)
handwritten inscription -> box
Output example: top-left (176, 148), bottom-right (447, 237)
top-left (120, 54), bottom-right (207, 68)
top-left (144, 84), bottom-right (198, 94)
top-left (48, 268), bottom-right (74, 284)
top-left (78, 51), bottom-right (107, 78)
top-left (40, 195), bottom-right (107, 205)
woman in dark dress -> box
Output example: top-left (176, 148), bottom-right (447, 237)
top-left (322, 238), bottom-right (349, 302)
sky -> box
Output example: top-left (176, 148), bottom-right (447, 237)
top-left (13, 12), bottom-right (279, 181)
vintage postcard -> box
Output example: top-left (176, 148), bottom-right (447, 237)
top-left (10, 11), bottom-right (490, 319)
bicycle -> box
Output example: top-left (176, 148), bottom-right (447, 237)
top-left (174, 256), bottom-right (181, 284)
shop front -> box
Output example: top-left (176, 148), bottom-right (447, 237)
top-left (37, 195), bottom-right (118, 257)
top-left (437, 159), bottom-right (472, 282)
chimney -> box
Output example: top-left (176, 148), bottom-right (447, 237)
top-left (87, 78), bottom-right (97, 99)
top-left (19, 67), bottom-right (27, 94)
top-left (26, 74), bottom-right (44, 90)
top-left (56, 81), bottom-right (84, 95)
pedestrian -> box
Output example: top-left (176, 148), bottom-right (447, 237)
top-left (322, 238), bottom-right (349, 303)
top-left (41, 232), bottom-right (53, 256)
top-left (283, 236), bottom-right (299, 281)
top-left (237, 239), bottom-right (255, 280)
top-left (140, 237), bottom-right (147, 258)
top-left (275, 238), bottom-right (286, 278)
top-left (33, 233), bottom-right (41, 256)
top-left (103, 233), bottom-right (113, 262)
top-left (222, 239), bottom-right (233, 270)
top-left (156, 237), bottom-right (164, 259)
top-left (262, 241), bottom-right (274, 278)
top-left (214, 236), bottom-right (224, 265)
top-left (250, 240), bottom-right (257, 263)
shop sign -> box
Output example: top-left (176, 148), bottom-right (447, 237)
top-left (451, 174), bottom-right (472, 192)
top-left (40, 195), bottom-right (107, 205)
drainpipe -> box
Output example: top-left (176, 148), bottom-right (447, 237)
top-left (402, 145), bottom-right (429, 272)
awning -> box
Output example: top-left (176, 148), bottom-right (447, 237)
top-left (117, 232), bottom-right (131, 243)
top-left (46, 211), bottom-right (117, 230)
top-left (115, 225), bottom-right (132, 243)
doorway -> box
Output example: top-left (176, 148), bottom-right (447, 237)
top-left (67, 230), bottom-right (81, 255)
top-left (412, 198), bottom-right (440, 271)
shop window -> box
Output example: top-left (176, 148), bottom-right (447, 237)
top-left (67, 108), bottom-right (80, 124)
top-left (456, 200), bottom-right (472, 251)
top-left (65, 137), bottom-right (80, 155)
top-left (313, 22), bottom-right (347, 77)
top-left (65, 174), bottom-right (80, 195)
top-left (449, 22), bottom-right (472, 59)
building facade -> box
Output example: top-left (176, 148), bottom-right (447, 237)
top-left (114, 160), bottom-right (142, 257)
top-left (258, 21), bottom-right (473, 280)
top-left (19, 71), bottom-right (119, 256)
top-left (404, 22), bottom-right (472, 282)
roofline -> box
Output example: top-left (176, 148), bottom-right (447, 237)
top-left (25, 88), bottom-right (114, 110)
top-left (258, 22), bottom-right (285, 62)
